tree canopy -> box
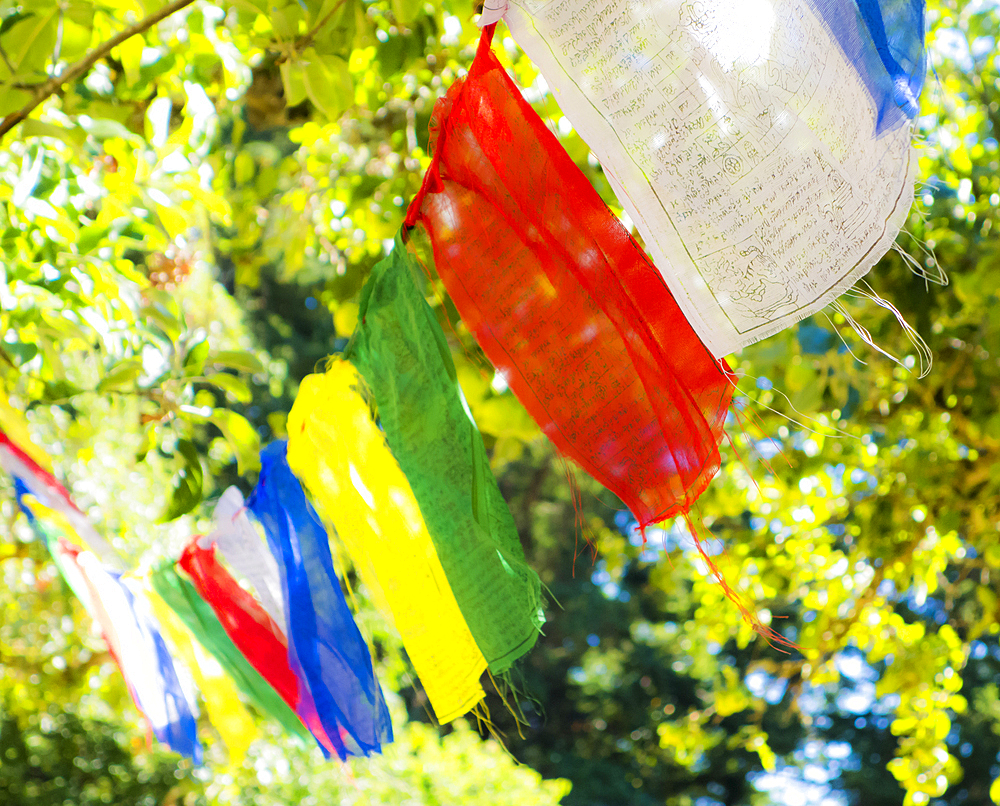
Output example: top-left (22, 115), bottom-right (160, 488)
top-left (1, 1), bottom-right (999, 805)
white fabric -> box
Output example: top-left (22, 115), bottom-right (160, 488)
top-left (76, 554), bottom-right (196, 733)
top-left (504, 0), bottom-right (916, 357)
top-left (203, 486), bottom-right (286, 626)
top-left (0, 445), bottom-right (121, 566)
top-left (478, 0), bottom-right (510, 26)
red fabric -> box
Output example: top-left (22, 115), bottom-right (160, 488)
top-left (177, 539), bottom-right (342, 754)
top-left (178, 539), bottom-right (301, 710)
top-left (405, 26), bottom-right (734, 528)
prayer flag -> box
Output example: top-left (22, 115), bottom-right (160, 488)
top-left (495, 0), bottom-right (925, 355)
top-left (247, 442), bottom-right (393, 758)
top-left (148, 587), bottom-right (260, 764)
top-left (149, 563), bottom-right (313, 743)
top-left (405, 28), bottom-right (733, 530)
top-left (61, 542), bottom-right (203, 762)
top-left (177, 538), bottom-right (341, 757)
top-left (347, 236), bottom-right (545, 671)
top-left (287, 362), bottom-right (488, 723)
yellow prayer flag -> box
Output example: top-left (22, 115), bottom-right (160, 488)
top-left (287, 362), bottom-right (487, 723)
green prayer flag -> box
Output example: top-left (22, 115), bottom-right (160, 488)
top-left (348, 233), bottom-right (544, 674)
top-left (149, 564), bottom-right (310, 741)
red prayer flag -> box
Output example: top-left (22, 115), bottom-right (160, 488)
top-left (405, 25), bottom-right (734, 530)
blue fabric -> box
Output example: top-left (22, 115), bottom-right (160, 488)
top-left (16, 482), bottom-right (202, 763)
top-left (13, 479), bottom-right (34, 521)
top-left (247, 441), bottom-right (392, 759)
top-left (117, 579), bottom-right (204, 764)
top-left (808, 0), bottom-right (926, 133)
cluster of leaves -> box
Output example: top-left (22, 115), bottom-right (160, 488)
top-left (1, 0), bottom-right (999, 805)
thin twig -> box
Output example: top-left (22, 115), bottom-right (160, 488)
top-left (0, 42), bottom-right (15, 76)
top-left (0, 0), bottom-right (196, 141)
top-left (274, 0), bottom-right (349, 65)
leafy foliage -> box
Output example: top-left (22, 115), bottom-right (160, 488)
top-left (1, 1), bottom-right (999, 805)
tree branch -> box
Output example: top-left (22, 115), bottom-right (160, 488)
top-left (274, 0), bottom-right (349, 65)
top-left (0, 0), bottom-right (196, 141)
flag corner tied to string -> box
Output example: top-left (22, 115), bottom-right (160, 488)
top-left (500, 0), bottom-right (928, 359)
top-left (247, 441), bottom-right (393, 758)
top-left (403, 23), bottom-right (734, 534)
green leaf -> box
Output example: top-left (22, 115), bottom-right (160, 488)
top-left (96, 358), bottom-right (143, 392)
top-left (142, 302), bottom-right (184, 341)
top-left (20, 120), bottom-right (87, 147)
top-left (209, 408), bottom-right (260, 475)
top-left (0, 10), bottom-right (34, 37)
top-left (299, 49), bottom-right (353, 120)
top-left (183, 339), bottom-right (210, 375)
top-left (210, 350), bottom-right (264, 374)
top-left (135, 423), bottom-right (157, 462)
top-left (161, 439), bottom-right (204, 521)
top-left (3, 342), bottom-right (38, 365)
top-left (391, 0), bottom-right (423, 23)
top-left (203, 372), bottom-right (252, 404)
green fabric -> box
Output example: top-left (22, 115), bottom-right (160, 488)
top-left (348, 233), bottom-right (543, 674)
top-left (149, 564), bottom-right (310, 741)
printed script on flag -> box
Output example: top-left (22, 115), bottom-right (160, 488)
top-left (504, 0), bottom-right (917, 357)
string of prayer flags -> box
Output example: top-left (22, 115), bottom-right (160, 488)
top-left (404, 27), bottom-right (734, 530)
top-left (496, 0), bottom-right (925, 356)
top-left (206, 487), bottom-right (286, 627)
top-left (61, 542), bottom-right (203, 763)
top-left (15, 487), bottom-right (203, 761)
top-left (347, 235), bottom-right (545, 672)
top-left (149, 563), bottom-right (312, 744)
top-left (177, 538), bottom-right (340, 757)
top-left (247, 441), bottom-right (393, 758)
top-left (145, 583), bottom-right (259, 764)
top-left (287, 361), bottom-right (489, 724)
top-left (0, 426), bottom-right (120, 565)
top-left (16, 484), bottom-right (95, 606)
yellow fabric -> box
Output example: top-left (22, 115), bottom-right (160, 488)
top-left (287, 362), bottom-right (487, 723)
top-left (146, 582), bottom-right (258, 764)
top-left (21, 497), bottom-right (88, 553)
top-left (0, 388), bottom-right (52, 472)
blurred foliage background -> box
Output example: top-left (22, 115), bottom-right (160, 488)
top-left (0, 0), bottom-right (999, 804)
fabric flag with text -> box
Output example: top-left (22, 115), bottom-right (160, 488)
top-left (247, 441), bottom-right (393, 758)
top-left (287, 362), bottom-right (489, 724)
top-left (404, 26), bottom-right (734, 532)
top-left (347, 235), bottom-right (545, 673)
top-left (490, 0), bottom-right (927, 357)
